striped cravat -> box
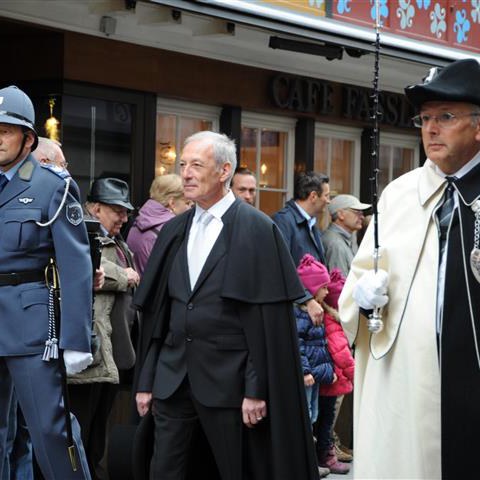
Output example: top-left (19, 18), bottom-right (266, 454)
top-left (437, 176), bottom-right (456, 259)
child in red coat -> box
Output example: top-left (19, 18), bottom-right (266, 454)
top-left (297, 256), bottom-right (353, 475)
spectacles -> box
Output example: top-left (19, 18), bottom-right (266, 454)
top-left (346, 208), bottom-right (364, 216)
top-left (412, 112), bottom-right (480, 128)
top-left (108, 205), bottom-right (130, 217)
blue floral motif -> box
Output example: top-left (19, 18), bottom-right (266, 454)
top-left (453, 9), bottom-right (470, 43)
top-left (472, 0), bottom-right (480, 24)
top-left (336, 0), bottom-right (351, 14)
top-left (309, 0), bottom-right (325, 8)
top-left (397, 0), bottom-right (415, 29)
top-left (415, 0), bottom-right (431, 8)
top-left (370, 0), bottom-right (388, 23)
top-left (430, 3), bottom-right (447, 38)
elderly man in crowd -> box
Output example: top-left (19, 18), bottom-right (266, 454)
top-left (70, 178), bottom-right (139, 480)
top-left (323, 194), bottom-right (371, 278)
top-left (134, 131), bottom-right (319, 480)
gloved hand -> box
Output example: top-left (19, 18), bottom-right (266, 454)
top-left (352, 269), bottom-right (389, 310)
top-left (64, 350), bottom-right (93, 375)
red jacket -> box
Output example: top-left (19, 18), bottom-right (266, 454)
top-left (320, 310), bottom-right (354, 397)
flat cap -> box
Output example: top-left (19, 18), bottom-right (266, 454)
top-left (405, 58), bottom-right (480, 109)
top-left (87, 177), bottom-right (133, 210)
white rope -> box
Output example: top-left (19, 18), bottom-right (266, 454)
top-left (36, 177), bottom-right (72, 227)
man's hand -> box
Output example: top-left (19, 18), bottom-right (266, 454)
top-left (242, 397), bottom-right (267, 429)
top-left (306, 298), bottom-right (324, 326)
top-left (64, 350), bottom-right (93, 375)
top-left (93, 267), bottom-right (105, 291)
top-left (352, 269), bottom-right (389, 310)
top-left (125, 267), bottom-right (140, 288)
top-left (136, 392), bottom-right (152, 417)
top-left (304, 374), bottom-right (315, 387)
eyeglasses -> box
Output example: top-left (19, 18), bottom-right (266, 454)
top-left (108, 205), bottom-right (130, 217)
top-left (346, 208), bottom-right (364, 216)
top-left (412, 112), bottom-right (480, 128)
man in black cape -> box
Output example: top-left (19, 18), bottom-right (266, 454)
top-left (133, 131), bottom-right (319, 480)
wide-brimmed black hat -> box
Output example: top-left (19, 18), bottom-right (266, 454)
top-left (87, 177), bottom-right (134, 210)
top-left (405, 58), bottom-right (480, 109)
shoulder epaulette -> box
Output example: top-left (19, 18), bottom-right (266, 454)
top-left (40, 163), bottom-right (71, 179)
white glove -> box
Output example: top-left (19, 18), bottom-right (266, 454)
top-left (352, 269), bottom-right (389, 310)
top-left (64, 350), bottom-right (93, 375)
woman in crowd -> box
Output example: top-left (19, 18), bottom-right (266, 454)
top-left (127, 174), bottom-right (192, 276)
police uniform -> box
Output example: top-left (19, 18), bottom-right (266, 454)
top-left (0, 86), bottom-right (92, 479)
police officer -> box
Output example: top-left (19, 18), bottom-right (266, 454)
top-left (0, 85), bottom-right (92, 479)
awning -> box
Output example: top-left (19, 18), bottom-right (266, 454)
top-left (151, 0), bottom-right (480, 66)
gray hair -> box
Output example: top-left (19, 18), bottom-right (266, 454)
top-left (471, 105), bottom-right (480, 126)
top-left (183, 131), bottom-right (237, 187)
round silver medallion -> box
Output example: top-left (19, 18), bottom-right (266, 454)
top-left (470, 248), bottom-right (480, 283)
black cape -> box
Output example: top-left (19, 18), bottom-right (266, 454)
top-left (441, 162), bottom-right (480, 480)
top-left (132, 199), bottom-right (320, 480)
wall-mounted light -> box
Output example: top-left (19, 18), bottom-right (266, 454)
top-left (260, 163), bottom-right (268, 187)
top-left (44, 98), bottom-right (60, 142)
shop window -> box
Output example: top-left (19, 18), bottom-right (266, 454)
top-left (241, 113), bottom-right (295, 215)
top-left (62, 95), bottom-right (133, 202)
top-left (156, 99), bottom-right (220, 176)
top-left (314, 123), bottom-right (361, 197)
top-left (378, 133), bottom-right (419, 194)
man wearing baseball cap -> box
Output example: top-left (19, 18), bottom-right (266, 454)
top-left (322, 194), bottom-right (371, 277)
top-left (340, 59), bottom-right (480, 479)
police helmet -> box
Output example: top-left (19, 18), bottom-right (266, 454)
top-left (0, 85), bottom-right (38, 151)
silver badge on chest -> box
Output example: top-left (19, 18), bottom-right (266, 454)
top-left (470, 199), bottom-right (480, 283)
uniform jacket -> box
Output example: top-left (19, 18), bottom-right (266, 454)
top-left (0, 155), bottom-right (91, 355)
top-left (294, 306), bottom-right (334, 385)
top-left (339, 158), bottom-right (480, 479)
top-left (133, 199), bottom-right (320, 480)
top-left (319, 308), bottom-right (354, 397)
top-left (126, 199), bottom-right (174, 276)
top-left (69, 233), bottom-right (136, 384)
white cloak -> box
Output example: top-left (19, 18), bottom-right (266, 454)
top-left (339, 159), bottom-right (446, 479)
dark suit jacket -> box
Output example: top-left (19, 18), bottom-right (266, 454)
top-left (133, 199), bottom-right (320, 480)
top-left (148, 206), bottom-right (260, 406)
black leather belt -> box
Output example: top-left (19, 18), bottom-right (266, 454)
top-left (0, 270), bottom-right (45, 286)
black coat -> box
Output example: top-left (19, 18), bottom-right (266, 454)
top-left (133, 199), bottom-right (320, 480)
top-left (441, 162), bottom-right (480, 480)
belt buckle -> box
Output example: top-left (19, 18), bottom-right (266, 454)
top-left (10, 273), bottom-right (20, 286)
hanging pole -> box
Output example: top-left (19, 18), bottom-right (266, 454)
top-left (367, 0), bottom-right (384, 334)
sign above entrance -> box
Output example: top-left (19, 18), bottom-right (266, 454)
top-left (271, 74), bottom-right (414, 129)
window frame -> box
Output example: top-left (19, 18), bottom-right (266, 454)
top-left (314, 122), bottom-right (362, 196)
top-left (156, 97), bottom-right (221, 174)
top-left (378, 131), bottom-right (420, 185)
top-left (241, 111), bottom-right (296, 204)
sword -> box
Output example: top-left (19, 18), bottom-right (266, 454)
top-left (44, 258), bottom-right (78, 471)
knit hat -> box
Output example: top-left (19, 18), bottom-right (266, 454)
top-left (297, 254), bottom-right (331, 296)
top-left (325, 268), bottom-right (346, 309)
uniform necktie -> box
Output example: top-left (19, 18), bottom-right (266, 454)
top-left (188, 211), bottom-right (214, 289)
top-left (437, 176), bottom-right (456, 259)
top-left (0, 174), bottom-right (8, 193)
